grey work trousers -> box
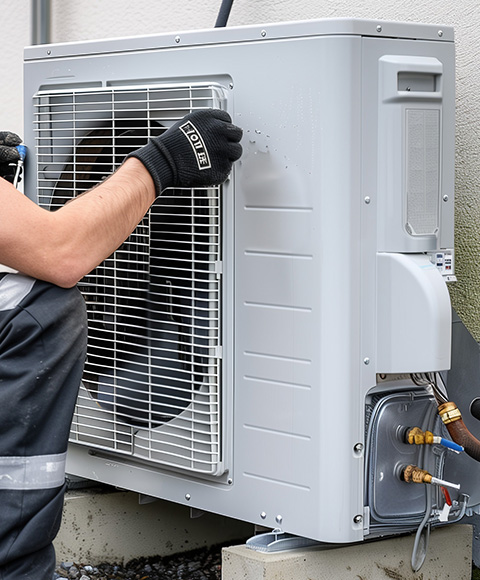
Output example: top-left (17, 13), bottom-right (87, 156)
top-left (0, 274), bottom-right (87, 580)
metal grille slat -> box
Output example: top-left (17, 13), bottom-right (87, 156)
top-left (34, 83), bottom-right (225, 476)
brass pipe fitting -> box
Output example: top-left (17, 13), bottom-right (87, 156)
top-left (438, 402), bottom-right (462, 425)
top-left (402, 464), bottom-right (433, 485)
top-left (401, 464), bottom-right (460, 490)
top-left (407, 427), bottom-right (434, 445)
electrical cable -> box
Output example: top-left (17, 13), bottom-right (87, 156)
top-left (215, 0), bottom-right (234, 27)
top-left (410, 404), bottom-right (432, 572)
top-left (407, 385), bottom-right (440, 571)
top-left (410, 372), bottom-right (448, 405)
top-left (433, 372), bottom-right (450, 404)
top-left (411, 473), bottom-right (432, 571)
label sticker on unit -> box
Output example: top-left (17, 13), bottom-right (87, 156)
top-left (180, 121), bottom-right (212, 170)
top-left (428, 250), bottom-right (456, 281)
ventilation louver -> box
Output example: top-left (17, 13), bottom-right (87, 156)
top-left (34, 84), bottom-right (226, 476)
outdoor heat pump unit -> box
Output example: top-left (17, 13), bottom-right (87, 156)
top-left (23, 18), bottom-right (480, 548)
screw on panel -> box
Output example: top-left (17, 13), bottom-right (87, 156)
top-left (363, 357), bottom-right (370, 365)
top-left (260, 512), bottom-right (267, 519)
top-left (364, 196), bottom-right (371, 204)
top-left (185, 493), bottom-right (191, 501)
top-left (438, 30), bottom-right (444, 37)
top-left (261, 30), bottom-right (267, 37)
top-left (229, 83), bottom-right (234, 89)
top-left (353, 514), bottom-right (363, 524)
top-left (227, 478), bottom-right (233, 485)
top-left (175, 36), bottom-right (181, 44)
top-left (354, 443), bottom-right (364, 454)
top-left (46, 50), bottom-right (51, 55)
top-left (443, 195), bottom-right (449, 202)
top-left (376, 25), bottom-right (382, 33)
top-left (275, 515), bottom-right (283, 524)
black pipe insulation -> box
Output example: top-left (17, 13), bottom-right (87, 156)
top-left (31, 0), bottom-right (51, 45)
top-left (470, 397), bottom-right (480, 421)
top-left (215, 0), bottom-right (235, 27)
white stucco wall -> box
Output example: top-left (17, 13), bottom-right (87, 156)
top-left (0, 3), bottom-right (30, 136)
top-left (1, 0), bottom-right (479, 337)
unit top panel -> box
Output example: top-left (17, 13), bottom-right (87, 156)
top-left (24, 17), bottom-right (454, 62)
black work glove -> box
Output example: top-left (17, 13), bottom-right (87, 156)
top-left (127, 109), bottom-right (242, 194)
top-left (0, 131), bottom-right (22, 183)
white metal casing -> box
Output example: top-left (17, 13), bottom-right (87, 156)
top-left (23, 18), bottom-right (455, 543)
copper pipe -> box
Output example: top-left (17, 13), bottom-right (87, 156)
top-left (438, 402), bottom-right (480, 462)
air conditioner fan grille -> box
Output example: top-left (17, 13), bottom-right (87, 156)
top-left (33, 84), bottom-right (225, 475)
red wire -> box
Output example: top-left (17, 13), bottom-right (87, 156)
top-left (441, 486), bottom-right (452, 506)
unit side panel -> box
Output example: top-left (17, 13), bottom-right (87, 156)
top-left (233, 35), bottom-right (364, 543)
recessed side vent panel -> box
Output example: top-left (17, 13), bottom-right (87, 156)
top-left (33, 84), bottom-right (226, 476)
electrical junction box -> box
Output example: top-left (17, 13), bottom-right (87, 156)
top-left (23, 18), bottom-right (479, 546)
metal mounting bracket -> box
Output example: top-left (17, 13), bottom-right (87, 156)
top-left (246, 528), bottom-right (320, 553)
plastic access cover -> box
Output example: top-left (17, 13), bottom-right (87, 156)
top-left (366, 390), bottom-right (439, 523)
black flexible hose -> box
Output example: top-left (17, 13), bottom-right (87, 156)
top-left (215, 0), bottom-right (234, 27)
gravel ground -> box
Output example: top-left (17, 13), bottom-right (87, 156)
top-left (53, 546), bottom-right (479, 579)
top-left (53, 544), bottom-right (223, 580)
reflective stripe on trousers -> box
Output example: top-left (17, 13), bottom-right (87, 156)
top-left (0, 452), bottom-right (67, 490)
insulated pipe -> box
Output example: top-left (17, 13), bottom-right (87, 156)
top-left (471, 398), bottom-right (480, 421)
top-left (31, 0), bottom-right (51, 45)
top-left (215, 0), bottom-right (234, 27)
top-left (438, 402), bottom-right (480, 462)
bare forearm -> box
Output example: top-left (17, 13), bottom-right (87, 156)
top-left (53, 158), bottom-right (156, 283)
top-left (0, 158), bottom-right (156, 287)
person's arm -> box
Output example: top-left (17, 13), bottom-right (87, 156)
top-left (0, 158), bottom-right (155, 288)
top-left (0, 110), bottom-right (242, 288)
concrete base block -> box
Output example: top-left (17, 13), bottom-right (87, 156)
top-left (222, 524), bottom-right (472, 580)
top-left (54, 488), bottom-right (253, 564)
